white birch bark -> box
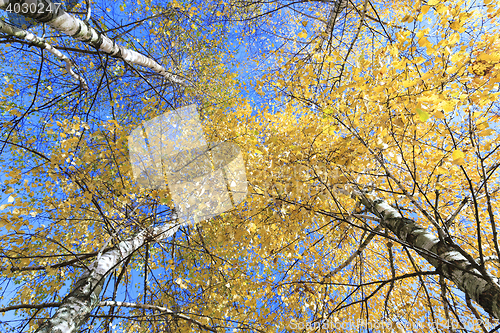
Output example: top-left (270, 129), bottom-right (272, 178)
top-left (0, 0), bottom-right (190, 87)
top-left (0, 18), bottom-right (88, 90)
top-left (34, 222), bottom-right (186, 333)
top-left (354, 190), bottom-right (500, 319)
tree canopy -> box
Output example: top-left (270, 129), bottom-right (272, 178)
top-left (1, 0), bottom-right (500, 332)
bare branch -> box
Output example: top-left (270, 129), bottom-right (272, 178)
top-left (0, 0), bottom-right (190, 86)
top-left (0, 302), bottom-right (61, 313)
top-left (465, 293), bottom-right (489, 333)
top-left (323, 224), bottom-right (382, 280)
top-left (0, 19), bottom-right (88, 91)
top-left (99, 301), bottom-right (216, 332)
top-left (477, 255), bottom-right (498, 264)
top-left (444, 197), bottom-right (469, 229)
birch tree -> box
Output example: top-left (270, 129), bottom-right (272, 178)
top-left (225, 0), bottom-right (500, 330)
top-left (2, 0), bottom-right (500, 332)
top-left (0, 0), bottom-right (189, 86)
top-left (0, 0), bottom-right (243, 332)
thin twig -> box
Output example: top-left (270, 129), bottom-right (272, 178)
top-left (323, 224), bottom-right (382, 280)
top-left (99, 301), bottom-right (216, 332)
top-left (444, 197), bottom-right (469, 229)
top-left (0, 19), bottom-right (88, 91)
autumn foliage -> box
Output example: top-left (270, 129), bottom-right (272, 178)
top-left (1, 0), bottom-right (500, 332)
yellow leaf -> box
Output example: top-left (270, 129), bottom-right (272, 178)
top-left (5, 84), bottom-right (14, 97)
top-left (479, 128), bottom-right (494, 136)
top-left (436, 182), bottom-right (446, 190)
top-left (416, 108), bottom-right (430, 122)
top-left (434, 111), bottom-right (445, 119)
top-left (452, 150), bottom-right (465, 165)
top-left (303, 127), bottom-right (316, 135)
top-left (418, 36), bottom-right (430, 47)
top-left (401, 15), bottom-right (413, 23)
top-left (436, 166), bottom-right (447, 174)
top-left (448, 32), bottom-right (460, 44)
top-left (478, 53), bottom-right (500, 62)
top-left (7, 195), bottom-right (14, 203)
top-left (298, 30), bottom-right (308, 39)
top-left (402, 80), bottom-right (417, 88)
top-left (450, 21), bottom-right (461, 31)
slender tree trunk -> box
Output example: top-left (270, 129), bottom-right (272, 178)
top-left (0, 0), bottom-right (189, 87)
top-left (355, 191), bottom-right (500, 319)
top-left (34, 222), bottom-right (184, 333)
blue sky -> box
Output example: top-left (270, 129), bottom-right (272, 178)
top-left (0, 0), bottom-right (265, 331)
top-left (1, 0), bottom-right (500, 332)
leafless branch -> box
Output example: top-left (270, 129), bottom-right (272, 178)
top-left (0, 19), bottom-right (88, 91)
top-left (99, 301), bottom-right (216, 332)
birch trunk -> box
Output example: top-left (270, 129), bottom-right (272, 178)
top-left (0, 18), bottom-right (88, 90)
top-left (34, 222), bottom-right (185, 333)
top-left (0, 0), bottom-right (189, 87)
top-left (355, 191), bottom-right (500, 319)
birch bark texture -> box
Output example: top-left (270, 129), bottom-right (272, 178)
top-left (355, 191), bottom-right (500, 319)
top-left (34, 222), bottom-right (185, 333)
top-left (0, 18), bottom-right (88, 90)
top-left (0, 0), bottom-right (189, 87)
